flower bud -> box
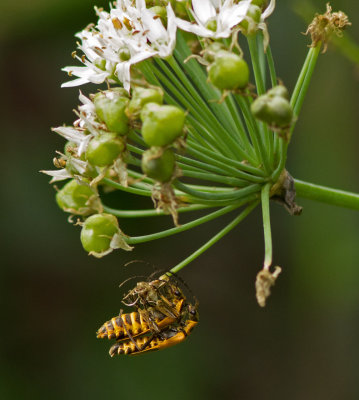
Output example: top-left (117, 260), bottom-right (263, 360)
top-left (251, 95), bottom-right (293, 128)
top-left (56, 179), bottom-right (100, 216)
top-left (127, 87), bottom-right (163, 116)
top-left (80, 213), bottom-right (133, 257)
top-left (240, 5), bottom-right (262, 34)
top-left (267, 85), bottom-right (290, 101)
top-left (208, 51), bottom-right (249, 90)
top-left (86, 132), bottom-right (126, 167)
top-left (141, 147), bottom-right (176, 183)
top-left (94, 89), bottom-right (129, 135)
top-left (140, 103), bottom-right (185, 147)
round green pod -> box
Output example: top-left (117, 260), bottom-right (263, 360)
top-left (81, 213), bottom-right (119, 254)
top-left (94, 90), bottom-right (129, 135)
top-left (251, 95), bottom-right (293, 127)
top-left (127, 87), bottom-right (163, 116)
top-left (140, 103), bottom-right (185, 147)
top-left (141, 147), bottom-right (176, 183)
top-left (266, 97), bottom-right (293, 127)
top-left (267, 85), bottom-right (290, 100)
top-left (56, 179), bottom-right (96, 215)
top-left (250, 95), bottom-right (271, 121)
top-left (208, 52), bottom-right (249, 90)
top-left (86, 133), bottom-right (125, 167)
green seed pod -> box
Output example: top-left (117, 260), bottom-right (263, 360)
top-left (140, 103), bottom-right (185, 147)
top-left (56, 179), bottom-right (99, 216)
top-left (266, 97), bottom-right (293, 127)
top-left (127, 87), bottom-right (163, 116)
top-left (208, 52), bottom-right (249, 90)
top-left (81, 213), bottom-right (119, 254)
top-left (267, 85), bottom-right (290, 101)
top-left (251, 95), bottom-right (293, 127)
top-left (86, 132), bottom-right (125, 167)
top-left (141, 147), bottom-right (176, 183)
top-left (240, 5), bottom-right (262, 34)
top-left (94, 89), bottom-right (129, 135)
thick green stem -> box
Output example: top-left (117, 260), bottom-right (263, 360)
top-left (294, 179), bottom-right (359, 211)
top-left (261, 183), bottom-right (272, 269)
top-left (170, 202), bottom-right (259, 274)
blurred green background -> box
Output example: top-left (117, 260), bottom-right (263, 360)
top-left (1, 0), bottom-right (359, 399)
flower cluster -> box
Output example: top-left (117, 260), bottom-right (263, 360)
top-left (62, 0), bottom-right (275, 91)
top-left (43, 1), bottom-right (350, 305)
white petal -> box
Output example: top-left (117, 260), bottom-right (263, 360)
top-left (262, 0), bottom-right (276, 20)
top-left (192, 0), bottom-right (216, 25)
top-left (41, 169), bottom-right (72, 183)
top-left (176, 18), bottom-right (217, 38)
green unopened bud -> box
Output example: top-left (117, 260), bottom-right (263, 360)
top-left (94, 89), bottom-right (129, 135)
top-left (267, 85), bottom-right (290, 100)
top-left (251, 95), bottom-right (293, 128)
top-left (80, 213), bottom-right (132, 257)
top-left (56, 179), bottom-right (101, 216)
top-left (140, 103), bottom-right (185, 147)
top-left (141, 147), bottom-right (176, 183)
top-left (240, 5), bottom-right (262, 34)
top-left (127, 87), bottom-right (163, 116)
top-left (208, 51), bottom-right (249, 90)
top-left (86, 132), bottom-right (125, 167)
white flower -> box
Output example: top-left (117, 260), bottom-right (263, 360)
top-left (176, 0), bottom-right (252, 39)
top-left (62, 1), bottom-right (178, 91)
top-left (41, 158), bottom-right (88, 183)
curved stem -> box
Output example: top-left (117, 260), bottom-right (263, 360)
top-left (102, 204), bottom-right (213, 218)
top-left (294, 179), bottom-right (359, 211)
top-left (127, 205), bottom-right (239, 244)
top-left (170, 201), bottom-right (259, 274)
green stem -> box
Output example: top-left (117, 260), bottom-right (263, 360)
top-left (127, 205), bottom-right (239, 244)
top-left (261, 183), bottom-right (272, 269)
top-left (294, 179), bottom-right (359, 211)
top-left (102, 204), bottom-right (213, 218)
top-left (273, 43), bottom-right (322, 182)
top-left (247, 34), bottom-right (266, 95)
top-left (174, 180), bottom-right (262, 201)
top-left (170, 202), bottom-right (259, 274)
top-left (266, 45), bottom-right (277, 88)
top-left (291, 44), bottom-right (322, 117)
